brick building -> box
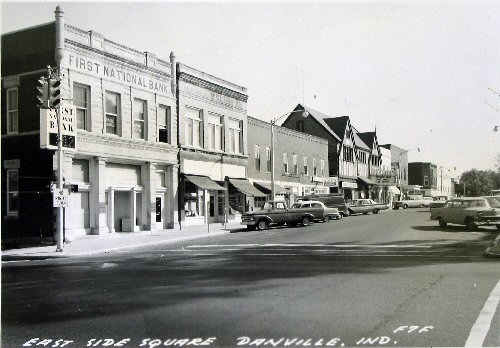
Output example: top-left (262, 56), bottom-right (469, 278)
top-left (2, 14), bottom-right (177, 247)
top-left (247, 116), bottom-right (329, 208)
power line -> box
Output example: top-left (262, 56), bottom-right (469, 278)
top-left (179, 11), bottom-right (383, 58)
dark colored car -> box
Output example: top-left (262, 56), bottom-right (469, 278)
top-left (300, 194), bottom-right (350, 217)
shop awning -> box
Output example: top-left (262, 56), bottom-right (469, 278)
top-left (388, 186), bottom-right (401, 194)
top-left (253, 182), bottom-right (287, 194)
top-left (358, 176), bottom-right (377, 185)
top-left (185, 175), bottom-right (226, 191)
top-left (228, 178), bottom-right (267, 197)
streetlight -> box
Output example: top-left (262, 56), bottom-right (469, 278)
top-left (270, 109), bottom-right (309, 200)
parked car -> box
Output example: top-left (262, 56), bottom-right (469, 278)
top-left (393, 197), bottom-right (433, 209)
top-left (291, 200), bottom-right (341, 221)
top-left (300, 194), bottom-right (350, 217)
top-left (429, 196), bottom-right (448, 210)
top-left (347, 199), bottom-right (389, 215)
top-left (430, 196), bottom-right (500, 230)
top-left (241, 200), bottom-right (321, 230)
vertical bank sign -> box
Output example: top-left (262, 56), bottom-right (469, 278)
top-left (40, 104), bottom-right (77, 151)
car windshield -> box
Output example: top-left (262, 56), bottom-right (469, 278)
top-left (485, 197), bottom-right (500, 208)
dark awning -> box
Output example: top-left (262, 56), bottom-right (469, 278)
top-left (228, 178), bottom-right (267, 197)
top-left (253, 182), bottom-right (287, 194)
top-left (358, 176), bottom-right (377, 185)
top-left (185, 175), bottom-right (226, 191)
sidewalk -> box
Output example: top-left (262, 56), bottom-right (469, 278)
top-left (1, 222), bottom-right (245, 261)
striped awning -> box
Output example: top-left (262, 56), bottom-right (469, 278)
top-left (253, 182), bottom-right (287, 194)
top-left (228, 178), bottom-right (267, 197)
top-left (184, 175), bottom-right (226, 191)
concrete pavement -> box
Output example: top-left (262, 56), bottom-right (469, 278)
top-left (2, 219), bottom-right (499, 261)
top-left (1, 222), bottom-right (245, 261)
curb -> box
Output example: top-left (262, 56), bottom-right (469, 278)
top-left (484, 234), bottom-right (500, 258)
top-left (2, 230), bottom-right (232, 262)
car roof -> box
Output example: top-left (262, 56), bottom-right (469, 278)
top-left (296, 200), bottom-right (323, 204)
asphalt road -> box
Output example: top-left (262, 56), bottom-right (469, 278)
top-left (2, 208), bottom-right (499, 348)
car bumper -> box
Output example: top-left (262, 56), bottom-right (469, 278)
top-left (476, 217), bottom-right (500, 225)
top-left (240, 221), bottom-right (256, 226)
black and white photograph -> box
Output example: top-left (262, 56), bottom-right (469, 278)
top-left (1, 1), bottom-right (500, 347)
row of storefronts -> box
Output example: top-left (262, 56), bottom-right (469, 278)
top-left (1, 9), bottom-right (412, 248)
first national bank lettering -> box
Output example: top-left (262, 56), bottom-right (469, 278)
top-left (68, 54), bottom-right (169, 93)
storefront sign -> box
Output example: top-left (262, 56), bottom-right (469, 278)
top-left (324, 176), bottom-right (339, 187)
top-left (341, 181), bottom-right (358, 189)
top-left (312, 176), bottom-right (325, 183)
top-left (68, 54), bottom-right (170, 94)
top-left (40, 104), bottom-right (77, 151)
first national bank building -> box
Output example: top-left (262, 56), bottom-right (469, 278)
top-left (1, 10), bottom-right (250, 247)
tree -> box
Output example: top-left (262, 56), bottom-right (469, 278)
top-left (460, 169), bottom-right (500, 196)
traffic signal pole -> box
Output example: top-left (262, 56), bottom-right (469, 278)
top-left (55, 6), bottom-right (65, 252)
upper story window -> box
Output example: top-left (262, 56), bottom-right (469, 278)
top-left (266, 147), bottom-right (271, 172)
top-left (343, 145), bottom-right (354, 162)
top-left (74, 83), bottom-right (90, 130)
top-left (207, 113), bottom-right (223, 151)
top-left (105, 91), bottom-right (121, 135)
top-left (158, 105), bottom-right (171, 143)
top-left (320, 159), bottom-right (325, 177)
top-left (424, 175), bottom-right (429, 186)
top-left (185, 107), bottom-right (202, 147)
top-left (303, 157), bottom-right (308, 175)
top-left (133, 98), bottom-right (146, 140)
top-left (228, 118), bottom-right (242, 154)
top-left (7, 88), bottom-right (18, 134)
top-left (6, 169), bottom-right (19, 216)
top-left (293, 155), bottom-right (298, 175)
top-left (313, 158), bottom-right (317, 176)
top-left (296, 120), bottom-right (304, 132)
top-left (283, 153), bottom-right (289, 174)
top-left (254, 145), bottom-right (260, 171)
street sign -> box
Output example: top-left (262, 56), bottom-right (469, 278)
top-left (53, 188), bottom-right (69, 208)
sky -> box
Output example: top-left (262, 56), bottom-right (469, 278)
top-left (2, 1), bottom-right (499, 177)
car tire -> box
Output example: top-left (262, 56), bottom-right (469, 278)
top-left (419, 204), bottom-right (424, 208)
top-left (403, 204), bottom-right (408, 209)
top-left (301, 216), bottom-right (311, 226)
top-left (465, 217), bottom-right (477, 231)
top-left (438, 217), bottom-right (447, 228)
top-left (257, 219), bottom-right (268, 230)
top-left (373, 209), bottom-right (379, 214)
top-left (323, 216), bottom-right (331, 223)
top-left (348, 209), bottom-right (355, 215)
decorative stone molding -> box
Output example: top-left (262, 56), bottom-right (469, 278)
top-left (78, 132), bottom-right (178, 154)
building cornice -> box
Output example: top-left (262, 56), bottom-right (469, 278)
top-left (178, 73), bottom-right (248, 102)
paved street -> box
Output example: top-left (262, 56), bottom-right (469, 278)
top-left (2, 209), bottom-right (499, 348)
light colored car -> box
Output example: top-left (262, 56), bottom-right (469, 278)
top-left (430, 196), bottom-right (500, 230)
top-left (292, 200), bottom-right (341, 222)
top-left (347, 199), bottom-right (389, 215)
top-left (393, 197), bottom-right (433, 209)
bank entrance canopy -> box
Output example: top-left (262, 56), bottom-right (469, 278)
top-left (228, 178), bottom-right (267, 197)
top-left (185, 175), bottom-right (226, 191)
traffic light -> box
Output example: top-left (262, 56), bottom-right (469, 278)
top-left (36, 76), bottom-right (49, 109)
top-left (49, 78), bottom-right (61, 109)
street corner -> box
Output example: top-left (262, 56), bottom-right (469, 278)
top-left (484, 234), bottom-right (500, 258)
